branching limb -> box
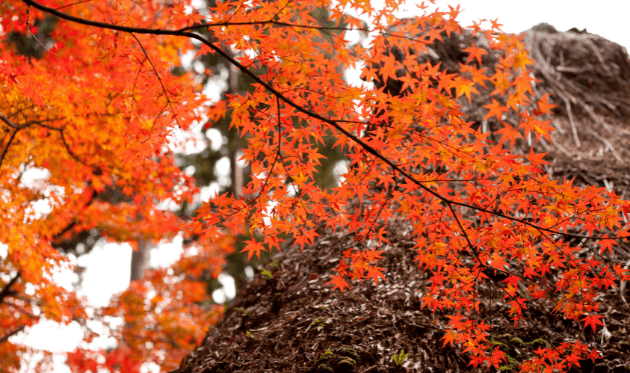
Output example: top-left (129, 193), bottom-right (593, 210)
top-left (0, 325), bottom-right (26, 345)
top-left (0, 273), bottom-right (20, 305)
top-left (25, 0), bottom-right (607, 242)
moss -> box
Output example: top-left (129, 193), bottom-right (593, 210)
top-left (499, 356), bottom-right (520, 372)
top-left (317, 363), bottom-right (334, 372)
top-left (318, 348), bottom-right (334, 361)
top-left (338, 357), bottom-right (356, 367)
top-left (494, 334), bottom-right (549, 348)
top-left (491, 334), bottom-right (550, 372)
top-left (491, 339), bottom-right (508, 348)
top-left (312, 346), bottom-right (360, 373)
top-left (340, 347), bottom-right (359, 360)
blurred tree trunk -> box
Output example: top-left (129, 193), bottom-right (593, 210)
top-left (227, 61), bottom-right (247, 295)
top-left (127, 63), bottom-right (241, 288)
top-left (228, 62), bottom-right (243, 199)
top-left (130, 240), bottom-right (150, 281)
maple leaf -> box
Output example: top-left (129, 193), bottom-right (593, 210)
top-left (364, 247), bottom-right (385, 263)
top-left (502, 275), bottom-right (520, 288)
top-left (442, 330), bottom-right (457, 347)
top-left (327, 275), bottom-right (350, 293)
top-left (194, 43), bottom-right (214, 60)
top-left (495, 123), bottom-right (522, 147)
top-left (586, 348), bottom-right (601, 362)
top-left (582, 314), bottom-right (603, 332)
top-left (527, 148), bottom-right (550, 169)
top-left (490, 18), bottom-right (503, 31)
top-left (489, 347), bottom-right (507, 368)
top-left (484, 99), bottom-right (508, 121)
top-left (534, 93), bottom-right (556, 115)
top-left (597, 238), bottom-right (616, 255)
top-left (463, 44), bottom-right (488, 64)
top-left (453, 76), bottom-right (478, 102)
top-left (366, 265), bottom-right (386, 285)
top-left (242, 238), bottom-right (266, 260)
top-left (429, 272), bottom-right (447, 288)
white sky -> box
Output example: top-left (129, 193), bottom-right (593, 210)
top-left (14, 0), bottom-right (630, 372)
top-left (448, 0), bottom-right (630, 48)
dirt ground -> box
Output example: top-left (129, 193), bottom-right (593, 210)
top-left (173, 215), bottom-right (630, 373)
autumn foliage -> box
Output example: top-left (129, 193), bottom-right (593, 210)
top-left (1, 0), bottom-right (630, 372)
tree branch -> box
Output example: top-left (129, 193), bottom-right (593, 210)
top-left (0, 273), bottom-right (20, 305)
top-left (0, 325), bottom-right (26, 345)
top-left (0, 113), bottom-right (21, 130)
top-left (22, 0), bottom-right (625, 245)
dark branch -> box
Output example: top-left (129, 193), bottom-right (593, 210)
top-left (0, 128), bottom-right (19, 168)
top-left (51, 188), bottom-right (97, 242)
top-left (0, 273), bottom-right (21, 305)
top-left (22, 0), bottom-right (625, 244)
top-left (128, 33), bottom-right (183, 129)
top-left (0, 113), bottom-right (21, 130)
top-left (0, 325), bottom-right (26, 345)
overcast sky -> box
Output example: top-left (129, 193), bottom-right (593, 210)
top-left (431, 0), bottom-right (630, 48)
top-left (15, 1), bottom-right (630, 372)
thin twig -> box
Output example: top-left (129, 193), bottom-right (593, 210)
top-left (55, 0), bottom-right (93, 10)
top-left (59, 128), bottom-right (90, 167)
top-left (128, 33), bottom-right (183, 129)
top-left (563, 99), bottom-right (581, 148)
top-left (585, 127), bottom-right (622, 162)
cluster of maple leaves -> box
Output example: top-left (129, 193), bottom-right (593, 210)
top-left (1, 0), bottom-right (630, 372)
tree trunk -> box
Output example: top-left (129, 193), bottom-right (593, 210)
top-left (130, 239), bottom-right (150, 281)
top-left (227, 62), bottom-right (243, 199)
